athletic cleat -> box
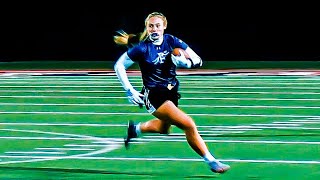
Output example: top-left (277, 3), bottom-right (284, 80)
top-left (124, 120), bottom-right (137, 149)
top-left (209, 161), bottom-right (230, 173)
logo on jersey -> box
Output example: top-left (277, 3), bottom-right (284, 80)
top-left (152, 51), bottom-right (170, 65)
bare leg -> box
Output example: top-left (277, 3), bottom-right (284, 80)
top-left (127, 100), bottom-right (230, 173)
top-left (140, 119), bottom-right (171, 134)
top-left (152, 100), bottom-right (208, 156)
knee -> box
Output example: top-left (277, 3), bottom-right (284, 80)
top-left (182, 117), bottom-right (197, 131)
top-left (159, 126), bottom-right (171, 134)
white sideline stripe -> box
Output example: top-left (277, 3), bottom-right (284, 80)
top-left (1, 95), bottom-right (319, 100)
top-left (200, 130), bottom-right (245, 134)
top-left (1, 123), bottom-right (317, 131)
top-left (1, 135), bottom-right (319, 145)
top-left (64, 142), bottom-right (143, 146)
top-left (0, 103), bottom-right (136, 107)
top-left (1, 103), bottom-right (320, 109)
top-left (4, 122), bottom-right (319, 130)
top-left (176, 77), bottom-right (320, 81)
top-left (207, 124), bottom-right (320, 130)
top-left (274, 121), bottom-right (320, 124)
top-left (0, 137), bottom-right (98, 140)
top-left (0, 123), bottom-right (316, 128)
top-left (2, 81), bottom-right (320, 85)
top-left (6, 151), bottom-right (65, 154)
top-left (210, 128), bottom-right (262, 131)
top-left (63, 144), bottom-right (120, 147)
top-left (0, 79), bottom-right (124, 82)
top-left (181, 91), bottom-right (320, 95)
top-left (0, 90), bottom-right (123, 92)
top-left (1, 77), bottom-right (320, 83)
top-left (1, 86), bottom-right (320, 90)
top-left (1, 77), bottom-right (319, 81)
top-left (252, 123), bottom-right (300, 126)
top-left (137, 138), bottom-right (320, 145)
top-left (0, 123), bottom-right (126, 127)
top-left (247, 126), bottom-right (320, 130)
top-left (36, 148), bottom-right (94, 151)
top-left (1, 90), bottom-right (320, 95)
top-left (183, 97), bottom-right (320, 100)
top-left (0, 155), bottom-right (318, 164)
top-left (92, 141), bottom-right (140, 144)
top-left (202, 129), bottom-right (248, 132)
top-left (0, 112), bottom-right (318, 118)
top-left (291, 120), bottom-right (320, 122)
top-left (155, 134), bottom-right (223, 138)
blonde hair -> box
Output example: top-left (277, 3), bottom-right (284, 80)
top-left (113, 30), bottom-right (139, 47)
top-left (113, 12), bottom-right (167, 47)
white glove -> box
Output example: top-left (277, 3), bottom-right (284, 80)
top-left (190, 56), bottom-right (203, 68)
top-left (126, 88), bottom-right (144, 105)
top-left (171, 51), bottom-right (191, 68)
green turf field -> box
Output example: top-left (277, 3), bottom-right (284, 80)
top-left (0, 73), bottom-right (319, 179)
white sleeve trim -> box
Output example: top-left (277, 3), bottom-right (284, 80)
top-left (114, 52), bottom-right (135, 91)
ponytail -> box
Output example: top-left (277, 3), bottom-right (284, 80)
top-left (113, 30), bottom-right (141, 48)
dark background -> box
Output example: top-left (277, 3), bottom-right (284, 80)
top-left (0, 1), bottom-right (319, 62)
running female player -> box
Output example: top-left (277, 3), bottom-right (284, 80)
top-left (113, 12), bottom-right (230, 173)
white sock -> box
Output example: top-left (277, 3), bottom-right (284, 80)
top-left (203, 151), bottom-right (216, 163)
top-left (135, 122), bottom-right (141, 136)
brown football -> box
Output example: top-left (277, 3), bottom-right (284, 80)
top-left (172, 48), bottom-right (190, 59)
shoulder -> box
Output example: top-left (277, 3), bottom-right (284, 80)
top-left (127, 41), bottom-right (149, 60)
top-left (164, 34), bottom-right (188, 50)
top-left (163, 34), bottom-right (176, 41)
top-left (163, 34), bottom-right (180, 46)
top-left (129, 41), bottom-right (148, 53)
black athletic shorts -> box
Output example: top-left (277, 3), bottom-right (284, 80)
top-left (142, 83), bottom-right (181, 113)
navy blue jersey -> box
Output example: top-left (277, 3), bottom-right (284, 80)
top-left (127, 34), bottom-right (188, 89)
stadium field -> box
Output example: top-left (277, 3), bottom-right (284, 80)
top-left (0, 71), bottom-right (319, 179)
